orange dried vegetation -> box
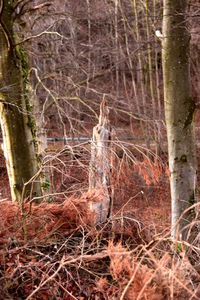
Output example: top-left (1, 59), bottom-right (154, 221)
top-left (134, 159), bottom-right (163, 185)
top-left (105, 242), bottom-right (198, 300)
top-left (0, 190), bottom-right (102, 245)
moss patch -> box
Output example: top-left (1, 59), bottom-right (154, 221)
top-left (18, 46), bottom-right (40, 158)
top-left (183, 98), bottom-right (196, 129)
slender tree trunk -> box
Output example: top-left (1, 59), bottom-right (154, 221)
top-left (0, 2), bottom-right (41, 202)
top-left (162, 0), bottom-right (197, 240)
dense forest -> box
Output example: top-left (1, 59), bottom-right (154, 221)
top-left (0, 0), bottom-right (200, 299)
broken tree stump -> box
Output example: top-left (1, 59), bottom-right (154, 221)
top-left (89, 98), bottom-right (113, 223)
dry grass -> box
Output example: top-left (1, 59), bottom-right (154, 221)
top-left (0, 147), bottom-right (199, 299)
top-left (0, 190), bottom-right (104, 245)
top-left (0, 193), bottom-right (200, 299)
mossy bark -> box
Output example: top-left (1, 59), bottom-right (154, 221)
top-left (162, 0), bottom-right (197, 240)
top-left (0, 2), bottom-right (41, 202)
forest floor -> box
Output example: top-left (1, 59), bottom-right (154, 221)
top-left (0, 138), bottom-right (200, 299)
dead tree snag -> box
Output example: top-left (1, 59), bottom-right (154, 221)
top-left (89, 98), bottom-right (113, 223)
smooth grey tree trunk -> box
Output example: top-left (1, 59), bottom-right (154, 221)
top-left (162, 0), bottom-right (197, 240)
top-left (0, 1), bottom-right (42, 202)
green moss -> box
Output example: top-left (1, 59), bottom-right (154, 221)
top-left (42, 179), bottom-right (50, 190)
top-left (18, 46), bottom-right (40, 156)
top-left (183, 98), bottom-right (196, 129)
top-left (174, 155), bottom-right (187, 163)
top-left (180, 154), bottom-right (187, 162)
top-left (19, 46), bottom-right (28, 83)
top-left (189, 192), bottom-right (195, 205)
top-left (18, 46), bottom-right (52, 198)
top-left (195, 186), bottom-right (199, 197)
top-left (174, 242), bottom-right (183, 253)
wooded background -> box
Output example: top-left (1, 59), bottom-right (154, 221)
top-left (1, 1), bottom-right (200, 299)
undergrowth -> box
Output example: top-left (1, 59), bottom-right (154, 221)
top-left (0, 145), bottom-right (199, 299)
top-left (0, 192), bottom-right (200, 300)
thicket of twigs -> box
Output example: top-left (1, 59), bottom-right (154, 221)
top-left (1, 1), bottom-right (200, 298)
top-left (0, 186), bottom-right (200, 299)
top-left (0, 144), bottom-right (200, 299)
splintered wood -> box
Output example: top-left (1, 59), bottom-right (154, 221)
top-left (89, 98), bottom-right (113, 223)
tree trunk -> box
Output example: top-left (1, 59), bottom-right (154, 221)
top-left (29, 79), bottom-right (51, 197)
top-left (89, 99), bottom-right (113, 223)
top-left (162, 0), bottom-right (197, 240)
top-left (0, 2), bottom-right (41, 202)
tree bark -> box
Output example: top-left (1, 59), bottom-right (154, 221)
top-left (162, 0), bottom-right (197, 239)
top-left (89, 99), bottom-right (113, 223)
top-left (0, 1), bottom-right (41, 202)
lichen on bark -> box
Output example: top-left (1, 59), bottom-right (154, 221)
top-left (0, 1), bottom-right (42, 202)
